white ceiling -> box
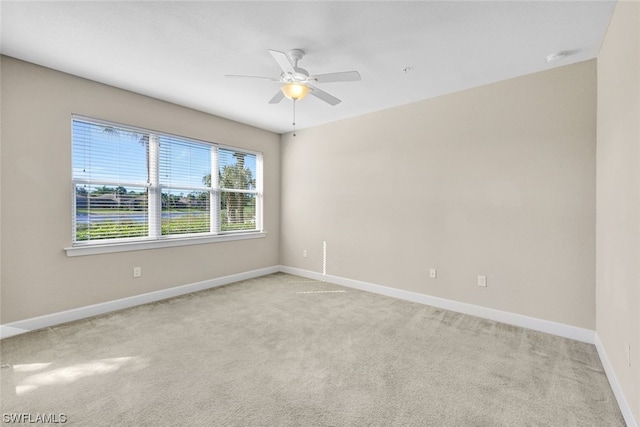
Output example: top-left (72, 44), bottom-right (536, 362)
top-left (1, 1), bottom-right (616, 134)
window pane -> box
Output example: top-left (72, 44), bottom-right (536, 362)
top-left (73, 119), bottom-right (149, 242)
top-left (162, 189), bottom-right (210, 235)
top-left (73, 120), bottom-right (149, 185)
top-left (219, 149), bottom-right (256, 190)
top-left (75, 184), bottom-right (148, 241)
top-left (159, 136), bottom-right (212, 236)
top-left (159, 136), bottom-right (211, 189)
top-left (220, 192), bottom-right (256, 232)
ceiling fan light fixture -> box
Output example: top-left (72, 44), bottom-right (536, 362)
top-left (281, 82), bottom-right (310, 101)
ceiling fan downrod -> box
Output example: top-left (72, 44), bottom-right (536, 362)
top-left (288, 49), bottom-right (305, 67)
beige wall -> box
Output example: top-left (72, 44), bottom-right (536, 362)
top-left (1, 56), bottom-right (601, 331)
top-left (281, 60), bottom-right (597, 329)
top-left (0, 56), bottom-right (280, 323)
top-left (596, 0), bottom-right (640, 421)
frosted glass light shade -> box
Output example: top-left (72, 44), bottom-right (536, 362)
top-left (281, 83), bottom-right (310, 100)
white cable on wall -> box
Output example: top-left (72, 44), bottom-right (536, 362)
top-left (322, 240), bottom-right (327, 276)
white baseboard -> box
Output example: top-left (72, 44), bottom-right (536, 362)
top-left (595, 334), bottom-right (639, 427)
top-left (280, 266), bottom-right (596, 344)
top-left (1, 264), bottom-right (596, 345)
top-left (0, 265), bottom-right (280, 340)
top-left (2, 264), bottom-right (635, 426)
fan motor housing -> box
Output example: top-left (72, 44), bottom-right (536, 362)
top-left (292, 67), bottom-right (309, 81)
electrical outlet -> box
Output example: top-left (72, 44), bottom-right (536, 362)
top-left (429, 268), bottom-right (437, 279)
top-left (303, 250), bottom-right (308, 258)
top-left (477, 275), bottom-right (487, 287)
top-left (133, 267), bottom-right (142, 278)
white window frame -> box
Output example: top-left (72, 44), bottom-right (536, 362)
top-left (66, 116), bottom-right (265, 257)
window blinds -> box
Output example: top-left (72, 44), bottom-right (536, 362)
top-left (72, 119), bottom-right (149, 242)
top-left (218, 148), bottom-right (258, 231)
top-left (71, 117), bottom-right (262, 245)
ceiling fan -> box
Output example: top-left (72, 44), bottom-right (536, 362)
top-left (225, 49), bottom-right (361, 106)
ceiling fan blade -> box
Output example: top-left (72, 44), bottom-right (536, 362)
top-left (312, 71), bottom-right (361, 83)
top-left (309, 85), bottom-right (341, 106)
top-left (268, 49), bottom-right (295, 74)
top-left (268, 91), bottom-right (285, 104)
top-left (225, 74), bottom-right (279, 81)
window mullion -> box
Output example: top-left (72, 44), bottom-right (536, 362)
top-left (148, 134), bottom-right (161, 238)
top-left (211, 147), bottom-right (219, 233)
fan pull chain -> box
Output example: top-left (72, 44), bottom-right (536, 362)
top-left (292, 99), bottom-right (297, 137)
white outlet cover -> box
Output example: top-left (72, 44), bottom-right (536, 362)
top-left (477, 275), bottom-right (487, 287)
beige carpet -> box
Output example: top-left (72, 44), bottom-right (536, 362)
top-left (0, 273), bottom-right (625, 426)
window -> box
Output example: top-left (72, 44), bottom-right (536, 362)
top-left (71, 116), bottom-right (263, 251)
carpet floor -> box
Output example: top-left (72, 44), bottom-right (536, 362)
top-left (0, 273), bottom-right (626, 426)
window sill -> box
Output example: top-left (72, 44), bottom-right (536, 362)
top-left (65, 231), bottom-right (267, 257)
